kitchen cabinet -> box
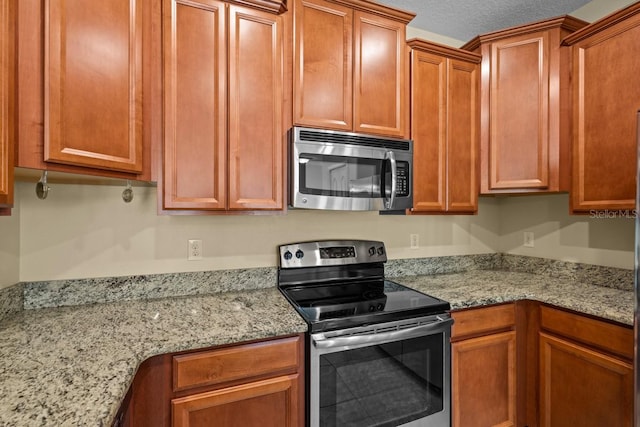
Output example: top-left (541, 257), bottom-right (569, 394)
top-left (408, 39), bottom-right (480, 213)
top-left (293, 0), bottom-right (413, 138)
top-left (161, 0), bottom-right (287, 212)
top-left (16, 0), bottom-right (158, 181)
top-left (539, 305), bottom-right (633, 427)
top-left (0, 0), bottom-right (15, 212)
top-left (129, 334), bottom-right (304, 427)
top-left (562, 3), bottom-right (640, 212)
top-left (451, 303), bottom-right (517, 427)
top-left (463, 17), bottom-right (587, 194)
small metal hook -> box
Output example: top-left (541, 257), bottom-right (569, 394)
top-left (122, 180), bottom-right (134, 203)
top-left (35, 171), bottom-right (50, 200)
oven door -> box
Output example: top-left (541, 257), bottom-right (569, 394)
top-left (309, 314), bottom-right (452, 427)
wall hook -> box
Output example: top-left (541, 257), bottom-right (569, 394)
top-left (122, 180), bottom-right (134, 203)
top-left (35, 171), bottom-right (50, 200)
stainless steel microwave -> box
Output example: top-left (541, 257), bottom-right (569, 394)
top-left (290, 127), bottom-right (413, 211)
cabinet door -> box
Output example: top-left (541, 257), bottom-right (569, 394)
top-left (539, 332), bottom-right (633, 427)
top-left (163, 0), bottom-right (227, 210)
top-left (452, 331), bottom-right (516, 427)
top-left (45, 0), bottom-right (143, 173)
top-left (446, 58), bottom-right (478, 212)
top-left (172, 374), bottom-right (301, 427)
top-left (410, 50), bottom-right (446, 212)
top-left (293, 0), bottom-right (352, 131)
top-left (570, 14), bottom-right (640, 212)
top-left (354, 11), bottom-right (407, 138)
top-left (487, 31), bottom-right (550, 191)
top-left (0, 0), bottom-right (15, 208)
top-left (227, 5), bottom-right (283, 210)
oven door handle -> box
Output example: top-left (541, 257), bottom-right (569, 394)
top-left (312, 316), bottom-right (453, 350)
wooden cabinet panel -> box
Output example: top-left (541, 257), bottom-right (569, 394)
top-left (353, 11), bottom-right (407, 137)
top-left (162, 0), bottom-right (226, 210)
top-left (293, 0), bottom-right (352, 131)
top-left (489, 33), bottom-right (549, 190)
top-left (452, 331), bottom-right (517, 427)
top-left (564, 5), bottom-right (640, 212)
top-left (172, 374), bottom-right (300, 427)
top-left (0, 0), bottom-right (15, 208)
top-left (452, 303), bottom-right (515, 339)
top-left (465, 17), bottom-right (586, 194)
top-left (45, 0), bottom-right (143, 173)
top-left (173, 336), bottom-right (300, 392)
top-left (228, 5), bottom-right (283, 210)
top-left (539, 332), bottom-right (633, 427)
top-left (409, 40), bottom-right (479, 214)
top-left (410, 49), bottom-right (446, 212)
top-left (447, 58), bottom-right (478, 212)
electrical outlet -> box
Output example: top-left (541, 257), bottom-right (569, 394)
top-left (410, 234), bottom-right (419, 249)
top-left (188, 239), bottom-right (203, 260)
top-left (523, 232), bottom-right (534, 248)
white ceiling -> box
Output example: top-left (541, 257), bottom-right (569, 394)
top-left (374, 0), bottom-right (592, 41)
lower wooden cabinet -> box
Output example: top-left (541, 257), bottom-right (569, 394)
top-left (451, 302), bottom-right (633, 427)
top-left (172, 374), bottom-right (300, 427)
top-left (451, 303), bottom-right (517, 427)
top-left (126, 334), bottom-right (304, 427)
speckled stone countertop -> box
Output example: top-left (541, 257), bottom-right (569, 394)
top-left (396, 270), bottom-right (634, 326)
top-left (0, 288), bottom-right (307, 427)
top-left (0, 254), bottom-right (634, 426)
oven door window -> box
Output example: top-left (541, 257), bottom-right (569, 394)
top-left (319, 334), bottom-right (444, 427)
top-left (299, 154), bottom-right (385, 198)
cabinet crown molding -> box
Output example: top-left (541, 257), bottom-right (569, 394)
top-left (320, 0), bottom-right (416, 23)
top-left (407, 38), bottom-right (481, 63)
top-left (562, 2), bottom-right (640, 45)
top-left (230, 0), bottom-right (288, 14)
top-left (461, 15), bottom-right (588, 50)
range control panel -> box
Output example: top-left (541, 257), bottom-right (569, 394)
top-left (279, 240), bottom-right (386, 269)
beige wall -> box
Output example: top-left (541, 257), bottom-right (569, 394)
top-left (16, 182), bottom-right (500, 281)
top-left (0, 203), bottom-right (19, 289)
top-left (571, 0), bottom-right (636, 22)
top-left (406, 27), bottom-right (464, 48)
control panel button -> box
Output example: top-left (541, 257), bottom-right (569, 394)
top-left (368, 246), bottom-right (376, 256)
top-left (377, 303), bottom-right (384, 311)
top-left (295, 250), bottom-right (304, 259)
top-left (283, 251), bottom-right (293, 261)
top-left (368, 305), bottom-right (376, 312)
top-left (377, 246), bottom-right (384, 256)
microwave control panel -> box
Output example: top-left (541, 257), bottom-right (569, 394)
top-left (396, 162), bottom-right (409, 197)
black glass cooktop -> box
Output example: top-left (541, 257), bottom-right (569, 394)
top-left (279, 279), bottom-right (450, 333)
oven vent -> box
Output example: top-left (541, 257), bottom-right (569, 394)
top-left (319, 308), bottom-right (356, 320)
top-left (298, 129), bottom-right (411, 151)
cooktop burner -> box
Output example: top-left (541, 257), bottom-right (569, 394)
top-left (277, 240), bottom-right (450, 333)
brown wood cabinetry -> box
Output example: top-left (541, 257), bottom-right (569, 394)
top-left (539, 305), bottom-right (633, 427)
top-left (463, 17), bottom-right (587, 194)
top-left (563, 3), bottom-right (640, 212)
top-left (0, 0), bottom-right (15, 212)
top-left (451, 304), bottom-right (517, 427)
top-left (16, 0), bottom-right (158, 181)
top-left (128, 335), bottom-right (304, 427)
top-left (293, 0), bottom-right (412, 138)
top-left (408, 40), bottom-right (480, 213)
top-left (162, 0), bottom-right (286, 212)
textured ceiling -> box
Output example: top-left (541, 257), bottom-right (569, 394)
top-left (374, 0), bottom-right (592, 41)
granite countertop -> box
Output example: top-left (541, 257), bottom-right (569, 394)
top-left (396, 270), bottom-right (634, 326)
top-left (0, 287), bottom-right (307, 427)
top-left (0, 257), bottom-right (634, 426)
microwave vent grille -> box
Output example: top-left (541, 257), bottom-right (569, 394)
top-left (299, 129), bottom-right (410, 151)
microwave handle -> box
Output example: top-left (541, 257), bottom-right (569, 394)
top-left (384, 151), bottom-right (397, 209)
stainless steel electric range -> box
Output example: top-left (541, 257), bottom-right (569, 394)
top-left (277, 240), bottom-right (452, 427)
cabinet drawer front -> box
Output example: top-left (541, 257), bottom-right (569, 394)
top-left (173, 336), bottom-right (300, 392)
top-left (540, 305), bottom-right (632, 360)
top-left (451, 303), bottom-right (515, 339)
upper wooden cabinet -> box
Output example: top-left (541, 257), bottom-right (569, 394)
top-left (293, 0), bottom-right (413, 138)
top-left (408, 40), bottom-right (480, 214)
top-left (0, 0), bottom-right (15, 211)
top-left (563, 3), bottom-right (640, 213)
top-left (16, 0), bottom-right (158, 181)
top-left (161, 0), bottom-right (286, 212)
top-left (463, 17), bottom-right (587, 194)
